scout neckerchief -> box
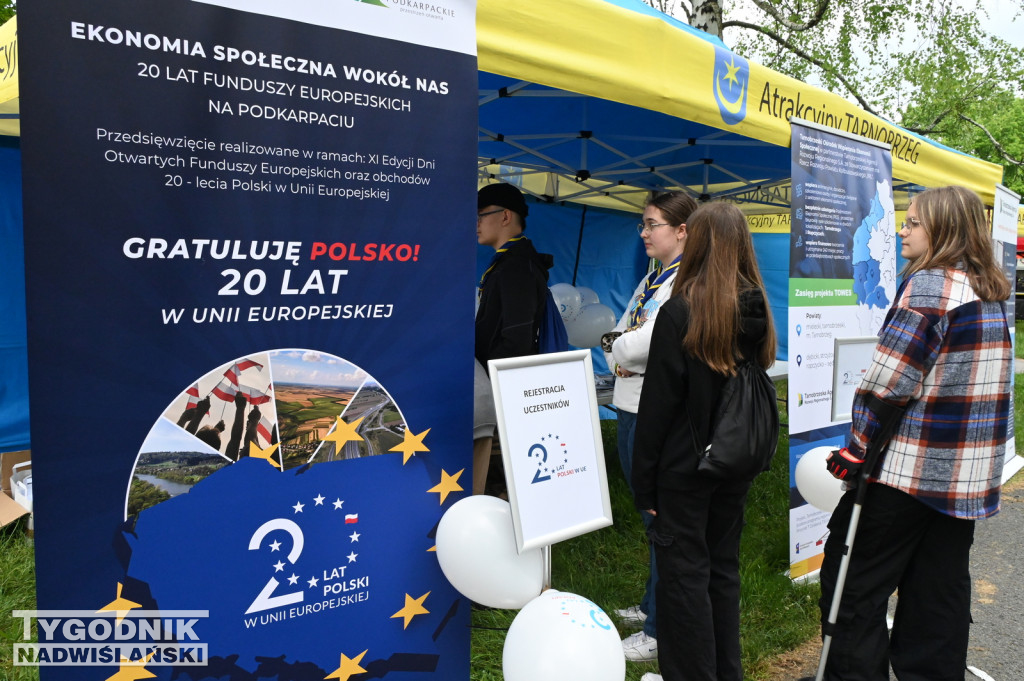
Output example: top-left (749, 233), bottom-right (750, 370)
top-left (628, 254), bottom-right (681, 329)
top-left (478, 235), bottom-right (527, 299)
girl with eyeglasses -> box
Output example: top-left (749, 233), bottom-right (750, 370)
top-left (818, 185), bottom-right (1012, 681)
top-left (601, 191), bottom-right (697, 664)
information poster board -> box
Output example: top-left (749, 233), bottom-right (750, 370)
top-left (18, 2), bottom-right (478, 679)
top-left (787, 118), bottom-right (895, 579)
top-left (993, 183), bottom-right (1022, 480)
top-left (489, 350), bottom-right (613, 553)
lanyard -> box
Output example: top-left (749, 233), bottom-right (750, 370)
top-left (628, 255), bottom-right (680, 329)
top-left (478, 235), bottom-right (527, 297)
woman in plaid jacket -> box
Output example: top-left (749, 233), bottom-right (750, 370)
top-left (819, 185), bottom-right (1013, 681)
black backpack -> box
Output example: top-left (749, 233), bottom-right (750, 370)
top-left (689, 360), bottom-right (780, 481)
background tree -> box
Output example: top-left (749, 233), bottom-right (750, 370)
top-left (647, 0), bottom-right (1024, 196)
top-left (0, 2), bottom-right (14, 24)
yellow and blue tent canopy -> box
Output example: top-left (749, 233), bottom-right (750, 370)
top-left (1, 4), bottom-right (1004, 205)
top-left (477, 0), bottom-right (1003, 209)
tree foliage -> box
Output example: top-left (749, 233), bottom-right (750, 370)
top-left (0, 2), bottom-right (13, 24)
top-left (647, 0), bottom-right (1024, 194)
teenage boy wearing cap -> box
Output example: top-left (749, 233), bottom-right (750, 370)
top-left (475, 183), bottom-right (554, 368)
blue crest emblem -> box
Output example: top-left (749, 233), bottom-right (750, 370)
top-left (713, 47), bottom-right (749, 125)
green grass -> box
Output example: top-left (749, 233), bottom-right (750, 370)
top-left (0, 518), bottom-right (35, 681)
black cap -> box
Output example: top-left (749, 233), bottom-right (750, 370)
top-left (478, 183), bottom-right (529, 218)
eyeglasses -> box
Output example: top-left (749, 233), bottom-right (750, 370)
top-left (636, 221), bottom-right (673, 235)
top-left (477, 208), bottom-right (505, 221)
top-left (900, 217), bottom-right (921, 234)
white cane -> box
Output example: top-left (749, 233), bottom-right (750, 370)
top-left (814, 400), bottom-right (906, 681)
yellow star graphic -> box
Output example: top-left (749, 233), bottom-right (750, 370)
top-left (322, 416), bottom-right (365, 448)
top-left (97, 582), bottom-right (141, 622)
top-left (426, 469), bottom-right (464, 505)
top-left (389, 428), bottom-right (430, 464)
top-left (104, 653), bottom-right (156, 681)
top-left (325, 649), bottom-right (368, 681)
top-left (723, 56), bottom-right (741, 88)
top-left (248, 441), bottom-right (283, 470)
top-left (390, 592), bottom-right (430, 629)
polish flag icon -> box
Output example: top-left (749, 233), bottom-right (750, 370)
top-left (344, 514), bottom-right (359, 524)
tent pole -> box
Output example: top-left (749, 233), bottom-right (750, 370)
top-left (572, 205), bottom-right (587, 286)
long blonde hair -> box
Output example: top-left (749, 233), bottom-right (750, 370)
top-left (903, 185), bottom-right (1010, 302)
top-left (671, 202), bottom-right (776, 374)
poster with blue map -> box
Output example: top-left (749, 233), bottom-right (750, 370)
top-left (786, 119), bottom-right (894, 579)
top-left (18, 1), bottom-right (478, 679)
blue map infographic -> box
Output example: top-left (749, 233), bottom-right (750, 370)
top-left (851, 179), bottom-right (896, 332)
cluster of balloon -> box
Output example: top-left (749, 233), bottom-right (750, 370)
top-left (435, 496), bottom-right (626, 680)
top-left (549, 283), bottom-right (617, 348)
top-left (794, 445), bottom-right (847, 512)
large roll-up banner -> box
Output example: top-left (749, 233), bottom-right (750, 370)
top-left (787, 119), bottom-right (895, 579)
top-left (18, 1), bottom-right (477, 679)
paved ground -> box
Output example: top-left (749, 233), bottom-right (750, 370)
top-left (777, 475), bottom-right (1024, 680)
top-left (962, 478), bottom-right (1024, 680)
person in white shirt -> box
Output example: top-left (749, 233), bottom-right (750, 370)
top-left (602, 191), bottom-right (698, 663)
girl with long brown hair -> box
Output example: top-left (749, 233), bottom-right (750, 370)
top-left (632, 201), bottom-right (776, 681)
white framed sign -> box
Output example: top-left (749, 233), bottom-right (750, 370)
top-left (488, 350), bottom-right (613, 553)
top-left (831, 336), bottom-right (878, 422)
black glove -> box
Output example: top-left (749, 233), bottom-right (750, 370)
top-left (826, 447), bottom-right (865, 481)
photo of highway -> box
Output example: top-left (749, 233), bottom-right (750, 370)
top-left (313, 381), bottom-right (407, 463)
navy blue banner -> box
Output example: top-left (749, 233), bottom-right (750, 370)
top-left (19, 1), bottom-right (476, 679)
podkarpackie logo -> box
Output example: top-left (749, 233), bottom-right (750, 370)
top-left (712, 46), bottom-right (749, 125)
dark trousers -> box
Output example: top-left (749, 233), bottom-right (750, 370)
top-left (819, 484), bottom-right (975, 681)
top-left (650, 475), bottom-right (750, 681)
top-left (619, 409), bottom-right (658, 637)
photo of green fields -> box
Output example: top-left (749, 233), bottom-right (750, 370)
top-left (266, 349), bottom-right (408, 469)
top-left (275, 383), bottom-right (356, 469)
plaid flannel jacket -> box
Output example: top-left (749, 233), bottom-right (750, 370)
top-left (850, 267), bottom-right (1012, 519)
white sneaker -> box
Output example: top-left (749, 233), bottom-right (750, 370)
top-left (640, 674), bottom-right (664, 681)
top-left (613, 604), bottom-right (648, 626)
top-left (622, 631), bottom-right (658, 661)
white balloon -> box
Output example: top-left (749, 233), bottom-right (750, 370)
top-left (435, 495), bottom-right (544, 609)
top-left (550, 283), bottom-right (583, 323)
top-left (795, 446), bottom-right (847, 512)
top-left (566, 303), bottom-right (617, 348)
top-left (503, 590), bottom-right (625, 681)
top-left (576, 286), bottom-right (600, 307)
